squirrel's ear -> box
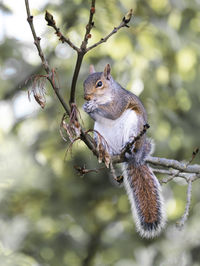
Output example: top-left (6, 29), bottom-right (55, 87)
top-left (103, 64), bottom-right (111, 80)
top-left (89, 65), bottom-right (96, 74)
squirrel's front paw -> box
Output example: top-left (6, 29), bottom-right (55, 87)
top-left (83, 102), bottom-right (92, 113)
top-left (83, 100), bottom-right (98, 113)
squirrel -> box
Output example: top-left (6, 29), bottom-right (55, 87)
top-left (83, 64), bottom-right (166, 238)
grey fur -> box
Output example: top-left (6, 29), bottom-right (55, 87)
top-left (83, 66), bottom-right (166, 238)
top-left (83, 72), bottom-right (102, 95)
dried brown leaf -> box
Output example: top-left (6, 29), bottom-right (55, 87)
top-left (104, 149), bottom-right (111, 168)
top-left (27, 74), bottom-right (47, 109)
top-left (34, 93), bottom-right (46, 108)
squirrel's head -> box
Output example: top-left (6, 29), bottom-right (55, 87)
top-left (83, 64), bottom-right (113, 101)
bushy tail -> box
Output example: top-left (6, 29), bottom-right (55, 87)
top-left (123, 162), bottom-right (166, 238)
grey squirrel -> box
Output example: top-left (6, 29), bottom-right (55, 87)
top-left (83, 64), bottom-right (166, 238)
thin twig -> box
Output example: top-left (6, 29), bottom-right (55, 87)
top-left (176, 180), bottom-right (193, 229)
top-left (87, 9), bottom-right (133, 52)
top-left (160, 147), bottom-right (200, 184)
top-left (151, 168), bottom-right (198, 183)
top-left (80, 0), bottom-right (96, 51)
top-left (74, 165), bottom-right (105, 177)
top-left (146, 156), bottom-right (200, 174)
top-left (25, 0), bottom-right (50, 73)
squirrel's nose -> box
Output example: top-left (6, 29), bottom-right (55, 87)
top-left (84, 94), bottom-right (92, 100)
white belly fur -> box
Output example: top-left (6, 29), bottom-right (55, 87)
top-left (94, 109), bottom-right (139, 155)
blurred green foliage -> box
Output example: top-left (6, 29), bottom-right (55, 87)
top-left (0, 0), bottom-right (200, 265)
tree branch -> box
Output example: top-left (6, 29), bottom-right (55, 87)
top-left (69, 52), bottom-right (84, 105)
top-left (146, 156), bottom-right (200, 175)
top-left (25, 0), bottom-right (70, 115)
top-left (80, 0), bottom-right (96, 51)
top-left (45, 10), bottom-right (80, 52)
top-left (69, 0), bottom-right (96, 105)
top-left (151, 168), bottom-right (198, 183)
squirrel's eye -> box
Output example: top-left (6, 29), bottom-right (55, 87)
top-left (96, 81), bottom-right (103, 87)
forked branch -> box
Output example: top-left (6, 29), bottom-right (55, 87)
top-left (25, 0), bottom-right (200, 230)
top-left (25, 0), bottom-right (133, 162)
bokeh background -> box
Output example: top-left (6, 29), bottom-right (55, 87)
top-left (0, 0), bottom-right (200, 265)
